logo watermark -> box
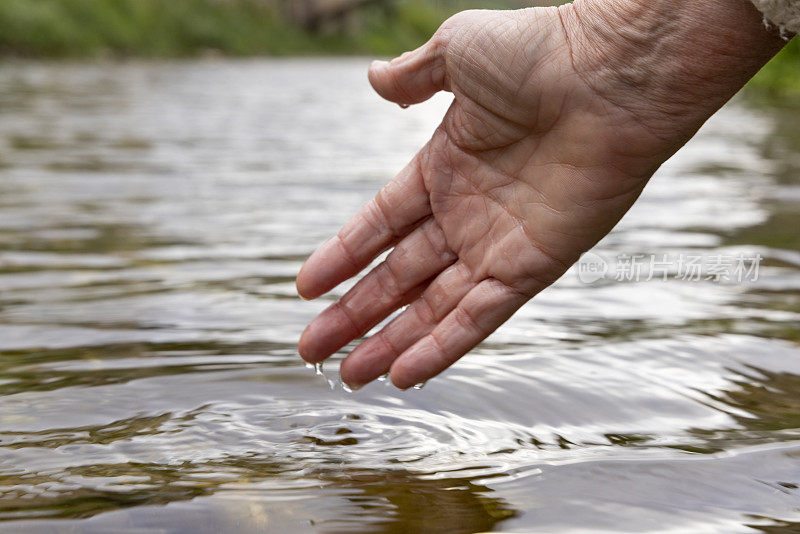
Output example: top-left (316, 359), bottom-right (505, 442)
top-left (576, 252), bottom-right (762, 284)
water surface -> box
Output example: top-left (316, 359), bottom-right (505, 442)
top-left (0, 58), bottom-right (799, 533)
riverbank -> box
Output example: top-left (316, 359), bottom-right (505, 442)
top-left (0, 0), bottom-right (797, 95)
top-left (0, 0), bottom-right (448, 57)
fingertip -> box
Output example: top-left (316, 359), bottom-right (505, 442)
top-left (343, 381), bottom-right (363, 392)
top-left (298, 329), bottom-right (334, 366)
top-left (390, 374), bottom-right (412, 391)
top-left (367, 55), bottom-right (420, 107)
top-left (338, 355), bottom-right (358, 388)
top-left (339, 349), bottom-right (376, 391)
top-left (299, 301), bottom-right (364, 364)
top-left (367, 60), bottom-right (414, 109)
top-left (295, 270), bottom-right (320, 301)
top-left (369, 59), bottom-right (389, 72)
top-left (295, 239), bottom-right (340, 300)
top-left (297, 327), bottom-right (317, 363)
top-left (298, 318), bottom-right (333, 364)
top-left (389, 361), bottom-right (414, 391)
top-left (295, 276), bottom-right (311, 301)
top-left (367, 60), bottom-right (393, 102)
top-left (295, 253), bottom-right (318, 300)
top-left (339, 363), bottom-right (365, 391)
top-left (389, 338), bottom-right (442, 390)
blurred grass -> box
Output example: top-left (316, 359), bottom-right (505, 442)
top-left (748, 36), bottom-right (800, 97)
top-left (0, 0), bottom-right (455, 57)
top-left (0, 0), bottom-right (797, 95)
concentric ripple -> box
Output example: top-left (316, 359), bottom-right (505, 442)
top-left (0, 59), bottom-right (799, 533)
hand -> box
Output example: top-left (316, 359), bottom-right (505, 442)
top-left (296, 0), bottom-right (784, 390)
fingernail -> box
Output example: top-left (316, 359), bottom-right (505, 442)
top-left (342, 381), bottom-right (362, 392)
top-left (295, 276), bottom-right (312, 301)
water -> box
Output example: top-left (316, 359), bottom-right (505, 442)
top-left (0, 58), bottom-right (798, 533)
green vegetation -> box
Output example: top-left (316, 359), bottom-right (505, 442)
top-left (749, 36), bottom-right (800, 97)
top-left (0, 0), bottom-right (797, 95)
top-left (0, 0), bottom-right (456, 57)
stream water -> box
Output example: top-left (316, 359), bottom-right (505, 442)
top-left (0, 58), bottom-right (799, 533)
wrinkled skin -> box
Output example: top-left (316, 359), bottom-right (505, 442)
top-left (296, 1), bottom-right (784, 389)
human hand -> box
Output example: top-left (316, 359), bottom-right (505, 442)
top-left (296, 0), bottom-right (784, 389)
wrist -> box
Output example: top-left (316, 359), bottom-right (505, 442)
top-left (560, 0), bottom-right (785, 140)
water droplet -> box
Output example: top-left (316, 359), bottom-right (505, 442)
top-left (377, 373), bottom-right (388, 382)
top-left (305, 362), bottom-right (314, 370)
top-left (341, 382), bottom-right (353, 393)
top-left (413, 382), bottom-right (426, 390)
top-left (399, 103), bottom-right (410, 109)
top-left (314, 362), bottom-right (323, 376)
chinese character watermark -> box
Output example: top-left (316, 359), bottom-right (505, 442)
top-left (576, 252), bottom-right (762, 284)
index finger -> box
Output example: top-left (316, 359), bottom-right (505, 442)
top-left (296, 153), bottom-right (431, 300)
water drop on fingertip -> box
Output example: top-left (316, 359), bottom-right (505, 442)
top-left (314, 362), bottom-right (323, 376)
top-left (377, 373), bottom-right (388, 382)
top-left (399, 103), bottom-right (410, 109)
top-left (305, 362), bottom-right (314, 370)
top-left (413, 382), bottom-right (426, 390)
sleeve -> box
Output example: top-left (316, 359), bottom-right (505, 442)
top-left (750, 0), bottom-right (800, 35)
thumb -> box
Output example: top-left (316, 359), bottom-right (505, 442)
top-left (368, 36), bottom-right (449, 107)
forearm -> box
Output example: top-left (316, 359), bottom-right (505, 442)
top-left (560, 0), bottom-right (787, 142)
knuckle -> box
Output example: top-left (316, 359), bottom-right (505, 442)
top-left (376, 261), bottom-right (402, 299)
top-left (414, 294), bottom-right (438, 325)
top-left (367, 196), bottom-right (392, 234)
top-left (453, 305), bottom-right (481, 335)
top-left (420, 222), bottom-right (453, 261)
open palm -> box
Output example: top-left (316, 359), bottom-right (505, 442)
top-left (295, 5), bottom-right (770, 389)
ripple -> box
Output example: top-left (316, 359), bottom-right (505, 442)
top-left (0, 58), bottom-right (798, 532)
